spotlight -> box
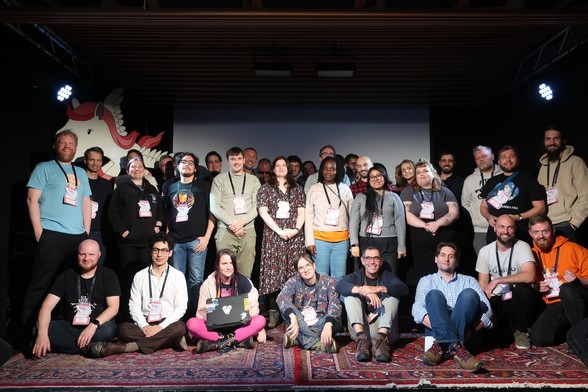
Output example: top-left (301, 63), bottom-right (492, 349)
top-left (253, 62), bottom-right (292, 77)
top-left (57, 84), bottom-right (72, 101)
top-left (539, 83), bottom-right (553, 101)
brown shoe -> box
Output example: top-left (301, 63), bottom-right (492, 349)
top-left (355, 334), bottom-right (371, 362)
top-left (449, 343), bottom-right (483, 373)
top-left (372, 334), bottom-right (391, 363)
top-left (422, 341), bottom-right (444, 366)
top-left (100, 341), bottom-right (127, 357)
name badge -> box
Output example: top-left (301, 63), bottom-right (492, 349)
top-left (138, 200), bottom-right (153, 218)
top-left (324, 206), bottom-right (340, 226)
top-left (233, 196), bottom-right (247, 215)
top-left (64, 185), bottom-right (78, 206)
top-left (72, 302), bottom-right (91, 325)
top-left (546, 186), bottom-right (559, 205)
top-left (366, 215), bottom-right (383, 235)
top-left (147, 300), bottom-right (163, 323)
top-left (419, 201), bottom-right (434, 220)
top-left (276, 201), bottom-right (290, 219)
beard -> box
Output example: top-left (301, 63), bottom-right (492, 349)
top-left (56, 150), bottom-right (76, 163)
top-left (546, 147), bottom-right (563, 162)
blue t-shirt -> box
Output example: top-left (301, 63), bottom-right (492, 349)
top-left (27, 160), bottom-right (92, 234)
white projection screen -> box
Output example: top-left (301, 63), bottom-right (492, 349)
top-left (173, 105), bottom-right (430, 174)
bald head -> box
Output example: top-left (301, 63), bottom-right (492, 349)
top-left (77, 239), bottom-right (101, 274)
top-left (356, 156), bottom-right (373, 181)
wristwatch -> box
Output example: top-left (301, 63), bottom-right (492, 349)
top-left (91, 319), bottom-right (101, 328)
top-left (517, 214), bottom-right (523, 221)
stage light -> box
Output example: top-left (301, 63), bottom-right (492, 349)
top-left (253, 62), bottom-right (292, 77)
top-left (315, 62), bottom-right (356, 77)
top-left (539, 83), bottom-right (553, 101)
top-left (57, 84), bottom-right (72, 101)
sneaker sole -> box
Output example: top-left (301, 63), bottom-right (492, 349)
top-left (515, 344), bottom-right (531, 350)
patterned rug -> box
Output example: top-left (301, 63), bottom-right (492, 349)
top-left (0, 326), bottom-right (295, 390)
top-left (1, 326), bottom-right (587, 390)
top-left (299, 333), bottom-right (588, 389)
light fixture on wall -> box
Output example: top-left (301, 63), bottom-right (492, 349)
top-left (253, 62), bottom-right (292, 77)
top-left (315, 62), bottom-right (356, 78)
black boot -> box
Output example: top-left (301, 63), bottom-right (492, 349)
top-left (193, 333), bottom-right (236, 353)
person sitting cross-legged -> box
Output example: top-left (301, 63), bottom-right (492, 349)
top-left (336, 246), bottom-right (408, 363)
top-left (277, 253), bottom-right (342, 353)
top-left (31, 239), bottom-right (120, 359)
top-left (186, 248), bottom-right (266, 353)
top-left (88, 234), bottom-right (188, 357)
top-left (412, 242), bottom-right (494, 373)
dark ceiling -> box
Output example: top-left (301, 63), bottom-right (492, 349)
top-left (1, 1), bottom-right (588, 106)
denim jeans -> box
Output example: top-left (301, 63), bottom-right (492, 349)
top-left (314, 238), bottom-right (349, 280)
top-left (424, 288), bottom-right (483, 345)
top-left (48, 319), bottom-right (117, 354)
top-left (172, 238), bottom-right (207, 291)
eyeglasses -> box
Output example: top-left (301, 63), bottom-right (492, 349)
top-left (362, 256), bottom-right (381, 262)
top-left (258, 171), bottom-right (270, 175)
top-left (369, 174), bottom-right (384, 180)
top-left (320, 151), bottom-right (335, 158)
top-left (297, 263), bottom-right (313, 272)
top-left (180, 160), bottom-right (195, 166)
top-left (151, 248), bottom-right (170, 255)
top-left (207, 160), bottom-right (220, 164)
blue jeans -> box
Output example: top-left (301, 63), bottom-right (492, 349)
top-left (172, 238), bottom-right (207, 291)
top-left (314, 239), bottom-right (349, 280)
top-left (48, 319), bottom-right (117, 354)
top-left (424, 288), bottom-right (484, 345)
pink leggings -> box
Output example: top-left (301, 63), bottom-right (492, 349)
top-left (186, 315), bottom-right (266, 342)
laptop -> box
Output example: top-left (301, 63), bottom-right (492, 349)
top-left (205, 294), bottom-right (252, 331)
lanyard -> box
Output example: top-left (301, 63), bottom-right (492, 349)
top-left (546, 159), bottom-right (562, 187)
top-left (537, 248), bottom-right (560, 275)
top-left (77, 273), bottom-right (96, 303)
top-left (228, 173), bottom-right (246, 197)
top-left (479, 168), bottom-right (495, 187)
top-left (55, 159), bottom-right (78, 187)
top-left (323, 183), bottom-right (342, 207)
top-left (495, 243), bottom-right (514, 277)
top-left (419, 189), bottom-right (434, 202)
top-left (149, 265), bottom-right (170, 300)
top-left (377, 190), bottom-right (385, 215)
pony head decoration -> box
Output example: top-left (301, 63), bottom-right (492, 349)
top-left (57, 87), bottom-right (168, 178)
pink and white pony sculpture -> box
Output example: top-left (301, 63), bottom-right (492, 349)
top-left (57, 87), bottom-right (168, 179)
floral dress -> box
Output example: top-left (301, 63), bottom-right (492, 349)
top-left (257, 183), bottom-right (306, 295)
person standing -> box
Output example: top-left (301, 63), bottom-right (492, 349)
top-left (476, 214), bottom-right (539, 350)
top-left (84, 146), bottom-right (113, 266)
top-left (528, 214), bottom-right (588, 349)
top-left (305, 156), bottom-right (353, 280)
top-left (205, 150), bottom-right (223, 180)
top-left (350, 164), bottom-right (406, 274)
top-left (537, 126), bottom-right (588, 243)
top-left (210, 147), bottom-right (261, 279)
top-left (163, 152), bottom-right (215, 305)
top-left (304, 145), bottom-right (351, 193)
top-left (462, 145), bottom-right (503, 254)
top-left (23, 130), bottom-right (92, 326)
top-left (412, 242), bottom-right (493, 373)
top-left (31, 239), bottom-right (120, 358)
top-left (243, 147), bottom-right (258, 176)
top-left (438, 151), bottom-right (465, 205)
top-left (349, 156), bottom-right (373, 197)
top-left (336, 247), bottom-right (408, 363)
top-left (400, 159), bottom-right (459, 288)
top-left (277, 253), bottom-right (342, 353)
top-left (257, 156), bottom-right (306, 329)
top-left (108, 157), bottom-right (165, 275)
top-left (480, 145), bottom-right (546, 246)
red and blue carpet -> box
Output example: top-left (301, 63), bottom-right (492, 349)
top-left (0, 326), bottom-right (586, 390)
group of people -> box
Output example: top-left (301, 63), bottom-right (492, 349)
top-left (19, 125), bottom-right (588, 374)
